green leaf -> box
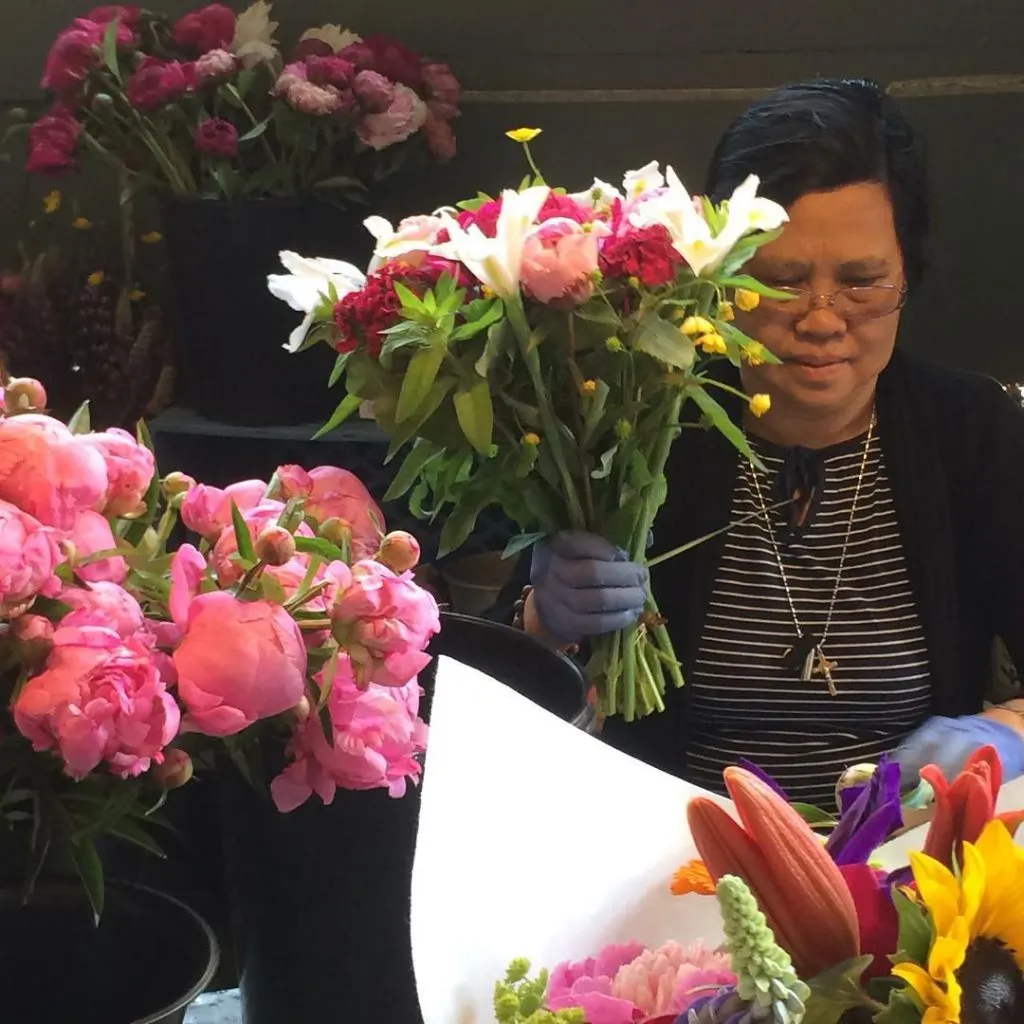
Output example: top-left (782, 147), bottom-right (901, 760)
top-left (437, 489), bottom-right (492, 557)
top-left (384, 441), bottom-right (441, 501)
top-left (502, 532), bottom-right (545, 559)
top-left (717, 274), bottom-right (797, 300)
top-left (397, 344), bottom-right (447, 423)
top-left (66, 400), bottom-right (91, 435)
top-left (601, 494), bottom-right (645, 551)
top-left (874, 991), bottom-right (925, 1024)
top-left (475, 318), bottom-right (513, 377)
top-left (717, 228), bottom-right (783, 277)
top-left (106, 819), bottom-right (165, 859)
top-left (328, 352), bottom-right (349, 388)
top-left (312, 393), bottom-right (362, 439)
top-left (453, 379), bottom-right (494, 454)
top-left (393, 280), bottom-right (427, 315)
top-left (260, 573), bottom-right (288, 604)
top-left (892, 887), bottom-right (934, 965)
top-left (29, 596), bottom-right (73, 621)
top-left (450, 299), bottom-right (506, 343)
top-left (71, 838), bottom-right (105, 924)
top-left (230, 501), bottom-right (257, 563)
top-left (102, 18), bottom-right (122, 84)
top-left (380, 320), bottom-right (430, 361)
top-left (294, 536), bottom-right (349, 563)
top-left (801, 955), bottom-right (874, 1024)
top-left (689, 387), bottom-right (762, 470)
top-left (238, 118), bottom-right (271, 142)
top-left (385, 377), bottom-right (456, 456)
top-left (791, 802), bottom-right (838, 828)
top-left (633, 313), bottom-right (696, 370)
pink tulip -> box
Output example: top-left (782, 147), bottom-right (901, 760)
top-left (0, 414), bottom-right (108, 530)
top-left (0, 498), bottom-right (61, 613)
top-left (270, 654), bottom-right (427, 811)
top-left (520, 218), bottom-right (600, 305)
top-left (80, 428), bottom-right (156, 517)
top-left (179, 479), bottom-right (267, 541)
top-left (173, 591), bottom-right (307, 737)
top-left (70, 509), bottom-right (127, 583)
top-left (59, 580), bottom-right (144, 637)
top-left (14, 624), bottom-right (180, 780)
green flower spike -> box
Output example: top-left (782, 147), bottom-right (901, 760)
top-left (717, 874), bottom-right (811, 1024)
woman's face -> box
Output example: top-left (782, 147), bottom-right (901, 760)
top-left (738, 182), bottom-right (906, 417)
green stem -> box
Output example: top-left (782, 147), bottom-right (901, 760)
top-left (521, 142), bottom-right (544, 183)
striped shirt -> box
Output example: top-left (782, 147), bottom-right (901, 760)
top-left (686, 431), bottom-right (932, 808)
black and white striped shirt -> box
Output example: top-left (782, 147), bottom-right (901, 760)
top-left (685, 432), bottom-right (932, 808)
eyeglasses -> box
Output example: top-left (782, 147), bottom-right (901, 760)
top-left (760, 284), bottom-right (908, 321)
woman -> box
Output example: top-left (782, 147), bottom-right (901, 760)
top-left (521, 77), bottom-right (1024, 806)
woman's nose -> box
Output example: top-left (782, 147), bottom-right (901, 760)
top-left (795, 304), bottom-right (846, 339)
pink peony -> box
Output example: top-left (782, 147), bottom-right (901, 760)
top-left (611, 942), bottom-right (736, 1017)
top-left (0, 414), bottom-right (107, 530)
top-left (14, 623), bottom-right (180, 780)
top-left (357, 83), bottom-right (427, 150)
top-left (277, 464), bottom-right (384, 559)
top-left (421, 62), bottom-right (460, 112)
top-left (26, 105), bottom-right (82, 174)
top-left (352, 70), bottom-right (394, 113)
top-left (80, 427), bottom-right (155, 517)
top-left (210, 501), bottom-right (313, 592)
top-left (521, 218), bottom-right (600, 305)
top-left (172, 591), bottom-right (307, 737)
top-left (70, 509), bottom-right (127, 584)
top-left (547, 943), bottom-right (647, 1024)
top-left (195, 118), bottom-right (239, 158)
top-left (195, 48), bottom-right (237, 83)
top-left (128, 56), bottom-right (195, 111)
top-left (59, 580), bottom-right (144, 638)
top-left (179, 479), bottom-right (266, 541)
top-left (423, 110), bottom-right (456, 161)
top-left (330, 559), bottom-right (439, 687)
top-left (270, 654), bottom-right (427, 811)
top-left (0, 500), bottom-right (61, 613)
top-left (173, 3), bottom-right (236, 53)
top-left (275, 62), bottom-right (344, 116)
top-left (42, 18), bottom-right (133, 95)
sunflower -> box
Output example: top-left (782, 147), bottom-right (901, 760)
top-left (891, 819), bottom-right (1024, 1023)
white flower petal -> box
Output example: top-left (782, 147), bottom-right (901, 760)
top-left (283, 310), bottom-right (315, 353)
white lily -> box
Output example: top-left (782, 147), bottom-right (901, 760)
top-left (232, 1), bottom-right (279, 67)
top-left (267, 251), bottom-right (366, 352)
top-left (622, 160), bottom-right (665, 201)
top-left (299, 24), bottom-right (361, 52)
top-left (439, 185), bottom-right (550, 298)
top-left (567, 177), bottom-right (623, 210)
top-left (713, 174), bottom-right (789, 255)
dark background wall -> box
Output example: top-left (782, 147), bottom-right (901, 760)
top-left (3, 0), bottom-right (1024, 378)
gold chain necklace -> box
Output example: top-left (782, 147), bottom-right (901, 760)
top-left (747, 412), bottom-right (877, 696)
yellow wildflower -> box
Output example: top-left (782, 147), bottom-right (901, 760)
top-left (72, 217), bottom-right (93, 230)
top-left (670, 859), bottom-right (716, 896)
top-left (627, 275), bottom-right (640, 290)
top-left (696, 332), bottom-right (727, 355)
top-left (43, 190), bottom-right (61, 214)
top-left (86, 271), bottom-right (105, 287)
top-left (481, 284), bottom-right (497, 300)
top-left (743, 341), bottom-right (768, 366)
top-left (580, 379), bottom-right (598, 396)
top-left (505, 127), bottom-right (542, 143)
top-left (718, 301), bottom-right (735, 322)
top-left (605, 337), bottom-right (624, 353)
top-left (522, 432), bottom-right (541, 447)
top-left (735, 287), bottom-right (761, 312)
top-left (680, 315), bottom-right (713, 338)
top-left (749, 393), bottom-right (771, 418)
top-left (129, 289), bottom-right (146, 302)
top-left (141, 231), bottom-right (163, 244)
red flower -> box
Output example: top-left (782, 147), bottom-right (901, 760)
top-left (305, 55), bottom-right (355, 89)
top-left (86, 5), bottom-right (141, 24)
top-left (358, 35), bottom-right (424, 89)
top-left (128, 56), bottom-right (195, 111)
top-left (599, 224), bottom-right (683, 288)
top-left (173, 4), bottom-right (236, 54)
top-left (838, 864), bottom-right (899, 980)
top-left (457, 198), bottom-right (502, 237)
top-left (337, 41), bottom-right (375, 71)
top-left (42, 18), bottom-right (133, 96)
top-left (421, 62), bottom-right (460, 113)
top-left (26, 105), bottom-right (82, 175)
top-left (332, 264), bottom-right (431, 358)
top-left (194, 118), bottom-right (238, 158)
top-left (539, 192), bottom-right (594, 225)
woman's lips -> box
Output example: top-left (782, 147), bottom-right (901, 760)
top-left (783, 357), bottom-right (850, 383)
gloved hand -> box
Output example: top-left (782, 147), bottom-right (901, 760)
top-left (894, 714), bottom-right (1024, 788)
top-left (530, 531), bottom-right (648, 644)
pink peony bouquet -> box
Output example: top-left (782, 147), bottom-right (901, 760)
top-left (25, 3), bottom-right (459, 200)
top-left (270, 129), bottom-right (789, 721)
top-left (0, 369), bottom-right (436, 916)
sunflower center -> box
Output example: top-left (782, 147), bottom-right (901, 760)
top-left (958, 937), bottom-right (1024, 1024)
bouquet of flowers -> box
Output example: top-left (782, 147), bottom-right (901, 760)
top-left (270, 129), bottom-right (789, 720)
top-left (25, 3), bottom-right (459, 200)
top-left (491, 748), bottom-right (1024, 1024)
top-left (0, 369), bottom-right (436, 916)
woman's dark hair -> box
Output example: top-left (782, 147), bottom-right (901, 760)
top-left (705, 78), bottom-right (929, 288)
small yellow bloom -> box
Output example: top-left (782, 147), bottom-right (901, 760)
top-left (749, 393), bottom-right (771, 418)
top-left (129, 288), bottom-right (146, 301)
top-left (614, 418), bottom-right (632, 440)
top-left (86, 270), bottom-right (105, 287)
top-left (43, 190), bottom-right (61, 214)
top-left (743, 341), bottom-right (768, 366)
top-left (580, 379), bottom-right (598, 396)
top-left (735, 287), bottom-right (761, 312)
top-left (605, 336), bottom-right (624, 353)
top-left (627, 275), bottom-right (641, 290)
top-left (481, 284), bottom-right (496, 299)
top-left (717, 301), bottom-right (735, 322)
top-left (670, 859), bottom-right (716, 896)
top-left (505, 127), bottom-right (542, 144)
top-left (522, 432), bottom-right (541, 447)
top-left (680, 315), bottom-right (713, 338)
top-left (696, 332), bottom-right (727, 355)
top-left (141, 231), bottom-right (163, 244)
top-left (72, 217), bottom-right (93, 230)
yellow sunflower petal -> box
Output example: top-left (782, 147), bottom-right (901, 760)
top-left (893, 962), bottom-right (962, 1023)
top-left (928, 916), bottom-right (969, 979)
top-left (958, 841), bottom-right (985, 926)
top-left (971, 820), bottom-right (1024, 965)
top-left (910, 850), bottom-right (961, 936)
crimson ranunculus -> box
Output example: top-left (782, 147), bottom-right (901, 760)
top-left (172, 3), bottom-right (237, 54)
top-left (26, 106), bottom-right (82, 175)
top-left (128, 56), bottom-right (195, 111)
top-left (359, 35), bottom-right (424, 89)
top-left (41, 18), bottom-right (132, 96)
top-left (599, 224), bottom-right (684, 288)
top-left (194, 118), bottom-right (239, 158)
top-left (456, 198), bottom-right (502, 238)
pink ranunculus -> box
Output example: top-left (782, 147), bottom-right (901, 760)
top-left (521, 218), bottom-right (600, 305)
top-left (330, 559), bottom-right (439, 687)
top-left (59, 580), bottom-right (144, 638)
top-left (270, 654), bottom-right (428, 811)
top-left (0, 500), bottom-right (61, 613)
top-left (70, 509), bottom-right (127, 584)
top-left (41, 18), bottom-right (133, 95)
top-left (128, 56), bottom-right (195, 111)
top-left (80, 427), bottom-right (155, 518)
top-left (0, 414), bottom-right (108, 530)
top-left (26, 105), bottom-right (82, 175)
top-left (547, 943), bottom-right (647, 1024)
top-left (195, 47), bottom-right (237, 83)
top-left (423, 110), bottom-right (456, 161)
top-left (179, 479), bottom-right (267, 541)
top-left (172, 591), bottom-right (307, 737)
top-left (611, 942), bottom-right (736, 1018)
top-left (14, 625), bottom-right (180, 780)
top-left (421, 62), bottom-right (460, 109)
top-left (210, 501), bottom-right (313, 591)
top-left (172, 3), bottom-right (236, 53)
top-left (357, 83), bottom-right (427, 150)
top-left (195, 118), bottom-right (239, 158)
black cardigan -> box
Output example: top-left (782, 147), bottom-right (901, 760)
top-left (601, 350), bottom-right (1024, 777)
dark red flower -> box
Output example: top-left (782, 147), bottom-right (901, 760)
top-left (838, 864), bottom-right (899, 980)
top-left (194, 117), bottom-right (238, 158)
top-left (173, 4), bottom-right (236, 54)
top-left (456, 198), bottom-right (502, 237)
top-left (421, 62), bottom-right (459, 110)
top-left (305, 55), bottom-right (355, 89)
top-left (128, 56), bottom-right (195, 111)
top-left (85, 5), bottom-right (142, 24)
top-left (337, 41), bottom-right (375, 71)
top-left (599, 224), bottom-right (683, 288)
top-left (357, 35), bottom-right (424, 89)
top-left (332, 263), bottom-right (432, 358)
top-left (26, 105), bottom-right (82, 174)
top-left (42, 18), bottom-right (133, 96)
top-left (538, 192), bottom-right (594, 225)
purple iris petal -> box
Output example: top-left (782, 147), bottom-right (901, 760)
top-left (826, 755), bottom-right (903, 863)
top-left (886, 864), bottom-right (914, 889)
top-left (832, 800), bottom-right (904, 865)
top-left (737, 758), bottom-right (790, 800)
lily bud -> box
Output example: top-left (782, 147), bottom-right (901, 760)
top-left (255, 525), bottom-right (296, 566)
top-left (376, 530), bottom-right (420, 574)
top-left (3, 377), bottom-right (47, 413)
top-left (153, 749), bottom-right (193, 790)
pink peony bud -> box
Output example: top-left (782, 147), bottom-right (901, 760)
top-left (153, 748), bottom-right (194, 789)
top-left (255, 525), bottom-right (297, 566)
top-left (3, 378), bottom-right (48, 413)
top-left (376, 530), bottom-right (420, 574)
top-left (319, 516), bottom-right (352, 548)
top-left (161, 471), bottom-right (196, 499)
top-left (12, 613), bottom-right (55, 645)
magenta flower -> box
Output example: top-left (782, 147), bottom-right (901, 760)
top-left (546, 943), bottom-right (646, 1024)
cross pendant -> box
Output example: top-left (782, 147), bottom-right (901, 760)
top-left (812, 647), bottom-right (838, 697)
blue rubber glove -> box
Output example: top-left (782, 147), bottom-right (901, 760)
top-left (530, 531), bottom-right (648, 644)
top-left (894, 714), bottom-right (1024, 788)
